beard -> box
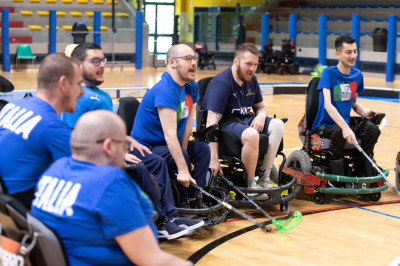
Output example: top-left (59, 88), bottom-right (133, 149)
top-left (236, 64), bottom-right (253, 83)
top-left (177, 67), bottom-right (195, 84)
top-left (83, 69), bottom-right (104, 87)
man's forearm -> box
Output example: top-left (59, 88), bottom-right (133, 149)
top-left (325, 103), bottom-right (349, 130)
top-left (206, 110), bottom-right (222, 127)
top-left (255, 107), bottom-right (268, 119)
top-left (165, 136), bottom-right (189, 172)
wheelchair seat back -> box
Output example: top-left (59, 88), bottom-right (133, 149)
top-left (27, 213), bottom-right (70, 266)
top-left (117, 96), bottom-right (140, 135)
top-left (305, 77), bottom-right (321, 131)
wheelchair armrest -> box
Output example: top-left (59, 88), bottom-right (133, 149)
top-left (369, 113), bottom-right (385, 125)
top-left (197, 124), bottom-right (219, 142)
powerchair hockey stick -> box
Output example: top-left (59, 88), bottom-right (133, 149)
top-left (352, 139), bottom-right (400, 197)
top-left (190, 183), bottom-right (301, 232)
top-left (190, 182), bottom-right (270, 232)
top-left (217, 173), bottom-right (302, 232)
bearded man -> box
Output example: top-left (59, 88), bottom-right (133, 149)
top-left (203, 43), bottom-right (284, 190)
top-left (61, 42), bottom-right (111, 128)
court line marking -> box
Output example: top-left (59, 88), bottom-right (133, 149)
top-left (332, 200), bottom-right (400, 220)
top-left (187, 199), bottom-right (400, 264)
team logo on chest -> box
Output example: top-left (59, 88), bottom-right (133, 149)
top-left (333, 81), bottom-right (357, 101)
top-left (245, 87), bottom-right (254, 96)
top-left (177, 95), bottom-right (193, 121)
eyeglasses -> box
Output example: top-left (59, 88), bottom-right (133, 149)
top-left (84, 57), bottom-right (107, 66)
top-left (96, 138), bottom-right (130, 151)
top-left (171, 55), bottom-right (198, 63)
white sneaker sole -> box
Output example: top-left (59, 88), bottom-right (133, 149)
top-left (158, 227), bottom-right (189, 240)
top-left (177, 220), bottom-right (205, 231)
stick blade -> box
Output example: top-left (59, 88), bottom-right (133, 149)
top-left (272, 211), bottom-right (302, 232)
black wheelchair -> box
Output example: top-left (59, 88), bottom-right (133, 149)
top-left (196, 77), bottom-right (299, 211)
top-left (283, 77), bottom-right (388, 204)
top-left (117, 97), bottom-right (229, 227)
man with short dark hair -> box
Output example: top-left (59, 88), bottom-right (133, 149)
top-left (0, 54), bottom-right (83, 207)
top-left (203, 43), bottom-right (284, 193)
top-left (311, 34), bottom-right (381, 175)
top-left (61, 42), bottom-right (112, 128)
top-left (31, 110), bottom-right (192, 266)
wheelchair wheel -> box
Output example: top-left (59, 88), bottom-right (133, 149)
top-left (278, 66), bottom-right (285, 75)
top-left (285, 150), bottom-right (312, 173)
top-left (396, 169), bottom-right (400, 190)
top-left (313, 192), bottom-right (324, 204)
top-left (369, 192), bottom-right (381, 202)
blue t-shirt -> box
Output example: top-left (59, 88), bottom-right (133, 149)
top-left (61, 85), bottom-right (113, 128)
top-left (0, 97), bottom-right (71, 193)
top-left (312, 66), bottom-right (365, 130)
top-left (131, 72), bottom-right (199, 147)
top-left (31, 157), bottom-right (157, 266)
top-left (203, 67), bottom-right (263, 120)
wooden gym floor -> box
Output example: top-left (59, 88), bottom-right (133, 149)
top-left (3, 65), bottom-right (400, 265)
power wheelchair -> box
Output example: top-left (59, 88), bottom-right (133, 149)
top-left (283, 77), bottom-right (388, 204)
top-left (196, 77), bottom-right (299, 211)
top-left (117, 97), bottom-right (229, 227)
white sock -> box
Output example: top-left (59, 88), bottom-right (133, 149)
top-left (259, 119), bottom-right (284, 182)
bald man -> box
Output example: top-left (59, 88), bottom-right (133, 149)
top-left (131, 44), bottom-right (211, 209)
top-left (0, 54), bottom-right (83, 207)
top-left (31, 110), bottom-right (192, 266)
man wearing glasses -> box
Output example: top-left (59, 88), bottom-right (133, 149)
top-left (131, 44), bottom-right (211, 209)
top-left (61, 43), bottom-right (203, 240)
top-left (0, 54), bottom-right (84, 208)
top-left (31, 110), bottom-right (193, 266)
top-left (61, 42), bottom-right (111, 128)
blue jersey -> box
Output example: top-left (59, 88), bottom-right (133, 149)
top-left (31, 157), bottom-right (157, 266)
top-left (203, 67), bottom-right (263, 120)
top-left (61, 85), bottom-right (113, 128)
top-left (0, 97), bottom-right (71, 193)
top-left (131, 72), bottom-right (199, 146)
top-left (312, 66), bottom-right (365, 130)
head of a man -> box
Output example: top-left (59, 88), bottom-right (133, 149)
top-left (335, 34), bottom-right (357, 69)
top-left (37, 53), bottom-right (83, 114)
top-left (70, 110), bottom-right (128, 167)
top-left (233, 43), bottom-right (260, 83)
top-left (71, 42), bottom-right (106, 87)
top-left (166, 44), bottom-right (197, 86)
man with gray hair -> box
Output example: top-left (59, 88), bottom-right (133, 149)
top-left (31, 110), bottom-right (192, 266)
top-left (0, 54), bottom-right (83, 207)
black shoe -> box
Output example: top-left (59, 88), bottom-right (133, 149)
top-left (189, 198), bottom-right (207, 209)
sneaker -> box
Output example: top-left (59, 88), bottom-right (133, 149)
top-left (257, 177), bottom-right (277, 189)
top-left (249, 193), bottom-right (269, 201)
top-left (247, 181), bottom-right (269, 200)
top-left (158, 221), bottom-right (189, 240)
top-left (172, 217), bottom-right (205, 231)
top-left (189, 198), bottom-right (207, 209)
